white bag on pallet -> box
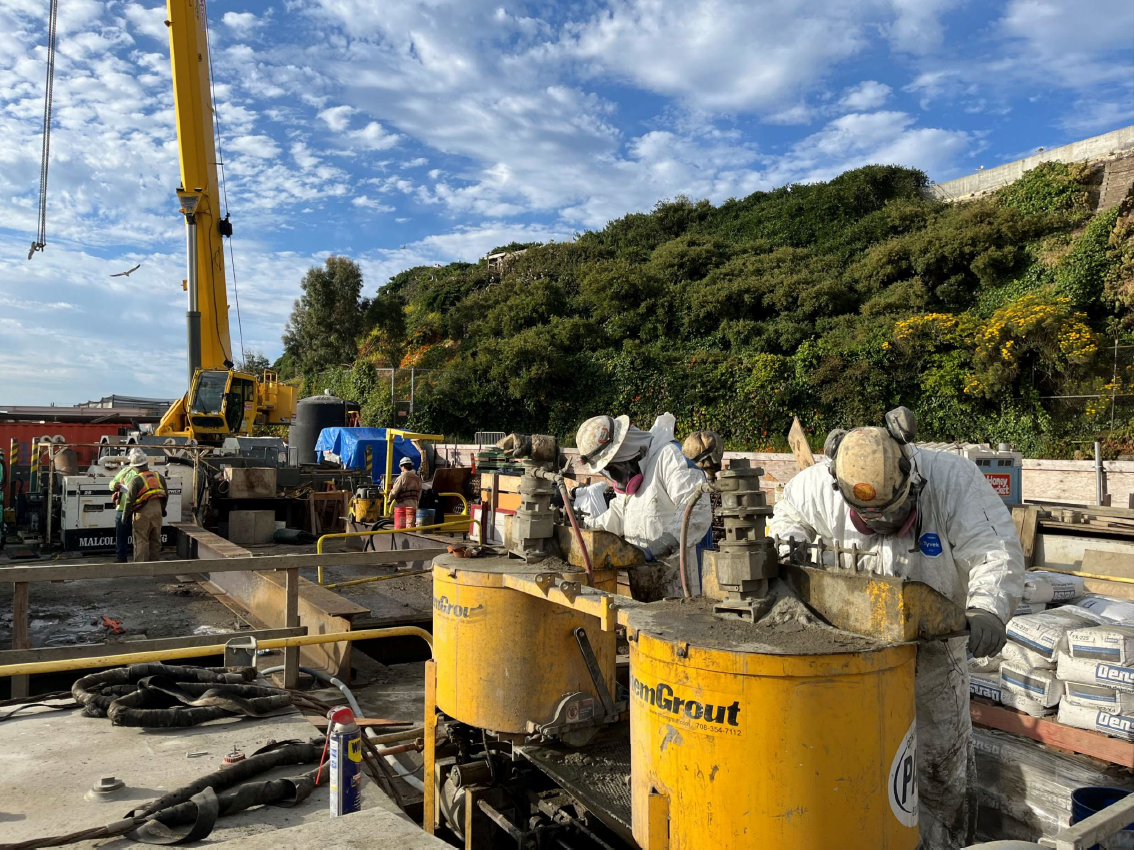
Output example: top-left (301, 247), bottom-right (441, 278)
top-left (969, 670), bottom-right (1054, 716)
top-left (1001, 689), bottom-right (1056, 717)
top-left (1068, 624), bottom-right (1134, 664)
top-left (1057, 700), bottom-right (1134, 741)
top-left (1022, 571), bottom-right (1085, 604)
top-left (1001, 661), bottom-right (1064, 707)
top-left (1002, 640), bottom-right (1055, 670)
top-left (1014, 601), bottom-right (1047, 616)
top-left (971, 671), bottom-right (1004, 701)
top-left (1072, 595), bottom-right (1134, 625)
top-left (1057, 652), bottom-right (1134, 694)
top-left (1005, 608), bottom-right (1102, 661)
top-left (970, 654), bottom-right (1002, 674)
top-left (1062, 680), bottom-right (1134, 715)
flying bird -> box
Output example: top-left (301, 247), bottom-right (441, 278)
top-left (110, 263), bottom-right (141, 278)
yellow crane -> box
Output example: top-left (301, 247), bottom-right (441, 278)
top-left (151, 0), bottom-right (295, 442)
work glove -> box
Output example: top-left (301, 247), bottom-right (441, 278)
top-left (496, 433), bottom-right (532, 459)
top-left (966, 609), bottom-right (1007, 658)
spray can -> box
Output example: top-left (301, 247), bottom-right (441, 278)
top-left (327, 706), bottom-right (363, 817)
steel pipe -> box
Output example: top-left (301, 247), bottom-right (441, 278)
top-left (0, 626), bottom-right (433, 679)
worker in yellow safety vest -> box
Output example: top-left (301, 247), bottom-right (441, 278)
top-left (109, 462), bottom-right (139, 563)
top-left (120, 448), bottom-right (168, 562)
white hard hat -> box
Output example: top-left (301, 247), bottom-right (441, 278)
top-left (576, 415), bottom-right (630, 474)
top-left (399, 456), bottom-right (414, 468)
top-left (832, 427), bottom-right (911, 515)
top-left (127, 448), bottom-right (149, 467)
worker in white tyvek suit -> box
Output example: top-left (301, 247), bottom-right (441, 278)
top-left (769, 407), bottom-right (1023, 850)
top-left (575, 413), bottom-right (713, 595)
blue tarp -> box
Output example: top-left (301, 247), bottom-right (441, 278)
top-left (314, 427), bottom-right (421, 483)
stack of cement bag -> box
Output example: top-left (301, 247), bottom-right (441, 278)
top-left (969, 571), bottom-right (1095, 717)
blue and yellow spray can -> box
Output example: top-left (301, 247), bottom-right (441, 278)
top-left (327, 706), bottom-right (363, 817)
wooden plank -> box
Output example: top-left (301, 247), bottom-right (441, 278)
top-left (11, 583), bottom-right (28, 699)
top-left (282, 567), bottom-right (300, 689)
top-left (0, 627), bottom-right (306, 666)
top-left (1020, 506), bottom-right (1040, 567)
top-left (788, 417), bottom-right (815, 471)
top-left (0, 548), bottom-right (450, 584)
top-left (971, 700), bottom-right (1134, 769)
top-left (1082, 549), bottom-right (1134, 580)
top-left (423, 659), bottom-right (438, 835)
top-left (1027, 501), bottom-right (1134, 520)
top-left (1082, 578), bottom-right (1134, 602)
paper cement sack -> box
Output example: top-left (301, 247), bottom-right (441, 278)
top-left (1022, 570), bottom-right (1085, 604)
top-left (1062, 680), bottom-right (1134, 715)
top-left (1014, 601), bottom-right (1047, 616)
top-left (970, 671), bottom-right (1004, 702)
top-left (1057, 652), bottom-right (1134, 694)
top-left (1000, 661), bottom-right (1064, 707)
top-left (1000, 688), bottom-right (1056, 717)
top-left (1058, 700), bottom-right (1134, 742)
top-left (1068, 624), bottom-right (1134, 664)
top-left (1005, 608), bottom-right (1099, 661)
top-left (1072, 595), bottom-right (1134, 625)
top-left (1001, 640), bottom-right (1055, 670)
top-left (970, 654), bottom-right (1002, 674)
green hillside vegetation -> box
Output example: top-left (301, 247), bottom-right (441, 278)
top-left (277, 161), bottom-right (1134, 457)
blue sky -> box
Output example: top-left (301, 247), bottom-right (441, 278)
top-left (0, 0), bottom-right (1131, 404)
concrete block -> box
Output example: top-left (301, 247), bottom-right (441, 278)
top-left (228, 509), bottom-right (276, 544)
top-left (222, 466), bottom-right (277, 499)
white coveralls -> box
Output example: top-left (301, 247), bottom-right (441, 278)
top-left (769, 448), bottom-right (1023, 849)
top-left (587, 415), bottom-right (713, 595)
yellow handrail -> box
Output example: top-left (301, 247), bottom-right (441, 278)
top-left (437, 491), bottom-right (469, 515)
top-left (316, 518), bottom-right (481, 585)
top-left (0, 626), bottom-right (433, 678)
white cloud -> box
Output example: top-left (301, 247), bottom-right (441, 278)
top-left (318, 105), bottom-right (356, 132)
top-left (886, 0), bottom-right (963, 53)
top-left (223, 11), bottom-right (262, 34)
top-left (1058, 100), bottom-right (1134, 135)
top-left (350, 195), bottom-right (395, 212)
top-left (349, 121), bottom-right (400, 151)
top-left (765, 104), bottom-right (816, 125)
top-left (227, 134), bottom-right (281, 159)
top-left (839, 80), bottom-right (893, 111)
top-left (402, 157), bottom-right (428, 168)
top-left (291, 141), bottom-right (320, 169)
top-left (562, 0), bottom-right (869, 112)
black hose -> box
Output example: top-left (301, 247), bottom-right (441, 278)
top-left (128, 739), bottom-right (324, 818)
top-left (72, 664), bottom-right (258, 722)
top-left (106, 677), bottom-right (293, 727)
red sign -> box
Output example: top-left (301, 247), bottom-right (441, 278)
top-left (985, 473), bottom-right (1012, 496)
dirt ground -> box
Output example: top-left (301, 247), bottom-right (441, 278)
top-left (0, 576), bottom-right (245, 649)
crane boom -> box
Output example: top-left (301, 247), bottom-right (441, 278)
top-left (166, 0), bottom-right (232, 374)
top-left (156, 0), bottom-right (295, 442)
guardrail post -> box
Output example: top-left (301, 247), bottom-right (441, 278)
top-left (11, 582), bottom-right (28, 698)
top-left (282, 567), bottom-right (300, 688)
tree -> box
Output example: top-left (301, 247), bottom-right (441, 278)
top-left (237, 350), bottom-right (271, 376)
top-left (282, 256), bottom-right (369, 376)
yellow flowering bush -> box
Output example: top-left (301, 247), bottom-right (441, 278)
top-left (966, 294), bottom-right (1097, 398)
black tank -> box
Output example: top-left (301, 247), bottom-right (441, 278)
top-left (290, 394), bottom-right (346, 464)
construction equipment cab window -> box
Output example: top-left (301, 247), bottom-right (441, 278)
top-left (188, 371), bottom-right (255, 434)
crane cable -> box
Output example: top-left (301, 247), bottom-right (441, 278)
top-left (28, 0), bottom-right (60, 261)
top-left (201, 1), bottom-right (246, 367)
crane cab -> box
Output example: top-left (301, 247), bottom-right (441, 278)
top-left (156, 368), bottom-right (296, 445)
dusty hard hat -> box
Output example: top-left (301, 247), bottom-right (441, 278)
top-left (399, 456), bottom-right (414, 468)
top-left (833, 427), bottom-right (911, 514)
top-left (127, 448), bottom-right (149, 467)
top-left (576, 415), bottom-right (630, 474)
top-left (682, 430), bottom-right (723, 476)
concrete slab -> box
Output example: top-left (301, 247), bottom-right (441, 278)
top-left (211, 803), bottom-right (449, 848)
top-left (0, 699), bottom-right (388, 848)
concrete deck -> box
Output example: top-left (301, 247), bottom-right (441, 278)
top-left (0, 696), bottom-right (433, 847)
